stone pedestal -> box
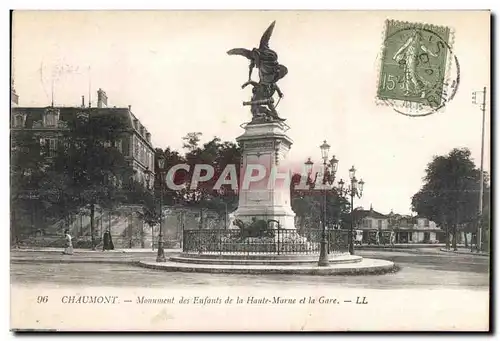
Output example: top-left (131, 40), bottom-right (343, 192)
top-left (232, 120), bottom-right (296, 229)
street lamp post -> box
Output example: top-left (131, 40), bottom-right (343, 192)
top-left (338, 166), bottom-right (364, 255)
top-left (156, 153), bottom-right (166, 262)
top-left (144, 166), bottom-right (155, 251)
top-left (304, 140), bottom-right (339, 267)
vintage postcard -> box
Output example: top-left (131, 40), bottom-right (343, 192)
top-left (10, 10), bottom-right (491, 331)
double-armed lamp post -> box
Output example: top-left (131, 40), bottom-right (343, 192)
top-left (144, 166), bottom-right (154, 251)
top-left (304, 140), bottom-right (338, 267)
top-left (305, 141), bottom-right (364, 264)
top-left (148, 153), bottom-right (166, 262)
top-left (337, 166), bottom-right (364, 255)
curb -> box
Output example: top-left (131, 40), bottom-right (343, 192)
top-left (439, 249), bottom-right (489, 257)
top-left (357, 247), bottom-right (422, 253)
top-left (11, 257), bottom-right (399, 276)
top-left (137, 260), bottom-right (398, 276)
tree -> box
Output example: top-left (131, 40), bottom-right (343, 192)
top-left (181, 135), bottom-right (241, 219)
top-left (44, 112), bottom-right (134, 249)
top-left (290, 173), bottom-right (350, 232)
top-left (10, 131), bottom-right (50, 245)
top-left (182, 132), bottom-right (202, 152)
top-left (411, 148), bottom-right (489, 250)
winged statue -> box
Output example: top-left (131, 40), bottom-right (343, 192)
top-left (227, 21), bottom-right (288, 122)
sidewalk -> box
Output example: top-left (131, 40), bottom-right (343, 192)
top-left (10, 248), bottom-right (182, 264)
top-left (12, 247), bottom-right (182, 253)
top-left (440, 248), bottom-right (489, 257)
top-left (357, 243), bottom-right (446, 249)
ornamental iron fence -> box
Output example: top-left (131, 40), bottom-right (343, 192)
top-left (182, 228), bottom-right (350, 255)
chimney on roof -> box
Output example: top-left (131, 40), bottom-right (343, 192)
top-left (97, 88), bottom-right (108, 108)
top-left (81, 95), bottom-right (85, 108)
top-left (128, 105), bottom-right (131, 111)
top-left (370, 204), bottom-right (373, 212)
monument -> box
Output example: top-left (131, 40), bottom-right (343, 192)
top-left (227, 21), bottom-right (296, 232)
top-left (139, 21), bottom-right (395, 274)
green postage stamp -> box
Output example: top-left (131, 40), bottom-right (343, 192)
top-left (377, 20), bottom-right (459, 116)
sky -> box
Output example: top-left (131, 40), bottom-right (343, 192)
top-left (11, 10), bottom-right (491, 215)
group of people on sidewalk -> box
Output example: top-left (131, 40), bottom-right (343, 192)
top-left (373, 229), bottom-right (396, 246)
top-left (61, 229), bottom-right (115, 255)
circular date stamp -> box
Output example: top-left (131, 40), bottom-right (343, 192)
top-left (376, 20), bottom-right (460, 117)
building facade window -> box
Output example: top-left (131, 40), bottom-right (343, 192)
top-left (40, 138), bottom-right (57, 157)
top-left (363, 219), bottom-right (368, 228)
top-left (424, 219), bottom-right (429, 227)
top-left (378, 220), bottom-right (382, 229)
top-left (14, 114), bottom-right (25, 128)
top-left (134, 136), bottom-right (139, 158)
top-left (45, 114), bottom-right (56, 127)
top-left (368, 220), bottom-right (373, 229)
top-left (114, 139), bottom-right (122, 153)
top-left (43, 109), bottom-right (60, 127)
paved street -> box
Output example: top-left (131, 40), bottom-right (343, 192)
top-left (10, 249), bottom-right (489, 290)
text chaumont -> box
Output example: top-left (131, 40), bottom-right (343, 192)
top-left (61, 295), bottom-right (119, 304)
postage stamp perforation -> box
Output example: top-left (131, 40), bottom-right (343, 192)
top-left (385, 19), bottom-right (452, 39)
top-left (443, 25), bottom-right (457, 95)
top-left (374, 19), bottom-right (393, 108)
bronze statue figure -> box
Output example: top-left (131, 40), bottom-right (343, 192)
top-left (227, 21), bottom-right (288, 122)
top-left (233, 218), bottom-right (275, 239)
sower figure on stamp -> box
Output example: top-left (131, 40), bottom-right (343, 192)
top-left (227, 20), bottom-right (288, 122)
top-left (393, 29), bottom-right (438, 98)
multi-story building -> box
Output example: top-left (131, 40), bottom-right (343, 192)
top-left (11, 88), bottom-right (156, 242)
top-left (11, 88), bottom-right (155, 186)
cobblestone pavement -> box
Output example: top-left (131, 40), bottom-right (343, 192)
top-left (10, 249), bottom-right (489, 290)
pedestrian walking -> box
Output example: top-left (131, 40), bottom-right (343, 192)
top-left (62, 229), bottom-right (73, 255)
top-left (375, 229), bottom-right (380, 245)
top-left (390, 230), bottom-right (396, 246)
top-left (102, 230), bottom-right (115, 251)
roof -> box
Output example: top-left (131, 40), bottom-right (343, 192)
top-left (353, 208), bottom-right (387, 220)
top-left (12, 105), bottom-right (153, 148)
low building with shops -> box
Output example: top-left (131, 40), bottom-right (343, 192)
top-left (387, 212), bottom-right (443, 244)
top-left (352, 206), bottom-right (444, 244)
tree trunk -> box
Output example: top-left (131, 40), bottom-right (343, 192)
top-left (445, 224), bottom-right (450, 250)
top-left (452, 223), bottom-right (457, 251)
top-left (11, 208), bottom-right (18, 248)
top-left (90, 203), bottom-right (96, 250)
top-left (140, 220), bottom-right (145, 248)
